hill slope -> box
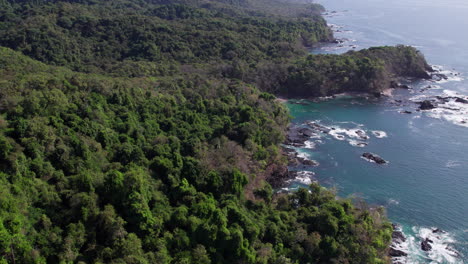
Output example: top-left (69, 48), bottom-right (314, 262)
top-left (0, 46), bottom-right (393, 264)
top-left (0, 0), bottom-right (436, 263)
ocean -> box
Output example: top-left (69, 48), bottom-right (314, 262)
top-left (285, 0), bottom-right (468, 262)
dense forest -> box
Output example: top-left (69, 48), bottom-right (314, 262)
top-left (0, 0), bottom-right (432, 263)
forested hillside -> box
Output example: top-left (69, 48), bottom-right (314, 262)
top-left (0, 0), bottom-right (331, 74)
top-left (0, 0), bottom-right (420, 263)
top-left (276, 46), bottom-right (432, 97)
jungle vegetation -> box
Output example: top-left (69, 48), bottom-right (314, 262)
top-left (0, 0), bottom-right (429, 263)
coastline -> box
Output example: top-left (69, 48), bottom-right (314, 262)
top-left (274, 6), bottom-right (466, 263)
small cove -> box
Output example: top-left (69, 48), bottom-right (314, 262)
top-left (284, 0), bottom-right (468, 262)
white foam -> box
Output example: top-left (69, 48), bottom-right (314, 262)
top-left (431, 65), bottom-right (464, 83)
top-left (391, 226), bottom-right (463, 264)
top-left (289, 171), bottom-right (316, 185)
top-left (304, 140), bottom-right (316, 149)
top-left (361, 156), bottom-right (376, 163)
top-left (329, 127), bottom-right (370, 140)
top-left (388, 198), bottom-right (400, 205)
top-left (446, 160), bottom-right (461, 168)
top-left (442, 89), bottom-right (464, 97)
top-left (409, 94), bottom-right (430, 102)
top-left (309, 121), bottom-right (388, 147)
top-left (416, 227), bottom-right (462, 264)
top-left (348, 140), bottom-right (367, 147)
top-left (329, 128), bottom-right (348, 140)
top-left (371, 130), bottom-right (388, 138)
top-left (410, 90), bottom-right (468, 127)
top-left (296, 151), bottom-right (311, 160)
top-left (390, 225), bottom-right (412, 264)
top-left (426, 91), bottom-right (468, 127)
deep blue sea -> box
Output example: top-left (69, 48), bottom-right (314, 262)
top-left (285, 0), bottom-right (468, 262)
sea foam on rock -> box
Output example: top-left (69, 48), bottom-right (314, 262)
top-left (349, 140), bottom-right (367, 147)
top-left (288, 171), bottom-right (316, 185)
top-left (389, 225), bottom-right (463, 264)
top-left (412, 90), bottom-right (468, 127)
top-left (419, 100), bottom-right (437, 110)
top-left (304, 121), bottom-right (389, 149)
top-left (389, 224), bottom-right (409, 263)
top-left (430, 65), bottom-right (463, 83)
top-left (416, 226), bottom-right (462, 263)
top-left (371, 130), bottom-right (388, 138)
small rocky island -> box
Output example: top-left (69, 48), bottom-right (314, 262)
top-left (362, 152), bottom-right (387, 164)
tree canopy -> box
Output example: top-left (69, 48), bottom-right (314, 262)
top-left (0, 0), bottom-right (413, 263)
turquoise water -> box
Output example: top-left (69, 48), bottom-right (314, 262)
top-left (286, 0), bottom-right (468, 262)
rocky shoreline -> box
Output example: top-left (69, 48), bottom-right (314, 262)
top-left (272, 64), bottom-right (462, 188)
top-left (389, 224), bottom-right (462, 263)
top-left (389, 224), bottom-right (408, 261)
top-left (283, 9), bottom-right (467, 264)
top-left (274, 71), bottom-right (466, 264)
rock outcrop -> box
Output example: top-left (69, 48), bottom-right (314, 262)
top-left (421, 238), bottom-right (433, 251)
top-left (419, 100), bottom-right (437, 110)
top-left (362, 152), bottom-right (387, 164)
top-left (389, 248), bottom-right (407, 257)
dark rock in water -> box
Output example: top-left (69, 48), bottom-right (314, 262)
top-left (362, 152), bottom-right (387, 164)
top-left (297, 157), bottom-right (319, 167)
top-left (303, 160), bottom-right (318, 166)
top-left (432, 228), bottom-right (445, 234)
top-left (400, 110), bottom-right (412, 114)
top-left (390, 81), bottom-right (400, 88)
top-left (308, 122), bottom-right (331, 133)
top-left (455, 97), bottom-right (468, 104)
top-left (436, 96), bottom-right (450, 103)
top-left (282, 147), bottom-right (296, 154)
top-left (420, 85), bottom-right (433, 92)
top-left (355, 142), bottom-right (368, 147)
top-left (298, 127), bottom-right (316, 137)
top-left (356, 130), bottom-right (369, 140)
top-left (287, 126), bottom-right (311, 145)
top-left (288, 158), bottom-right (300, 167)
top-left (445, 246), bottom-right (462, 258)
top-left (421, 238), bottom-right (433, 251)
top-left (392, 230), bottom-right (406, 243)
top-left (333, 39), bottom-right (345, 44)
top-left (431, 73), bottom-right (448, 81)
top-left (389, 248), bottom-right (408, 257)
top-left (290, 142), bottom-right (305, 147)
top-left (391, 224), bottom-right (406, 243)
top-left (419, 100), bottom-right (437, 110)
top-left (284, 149), bottom-right (300, 166)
